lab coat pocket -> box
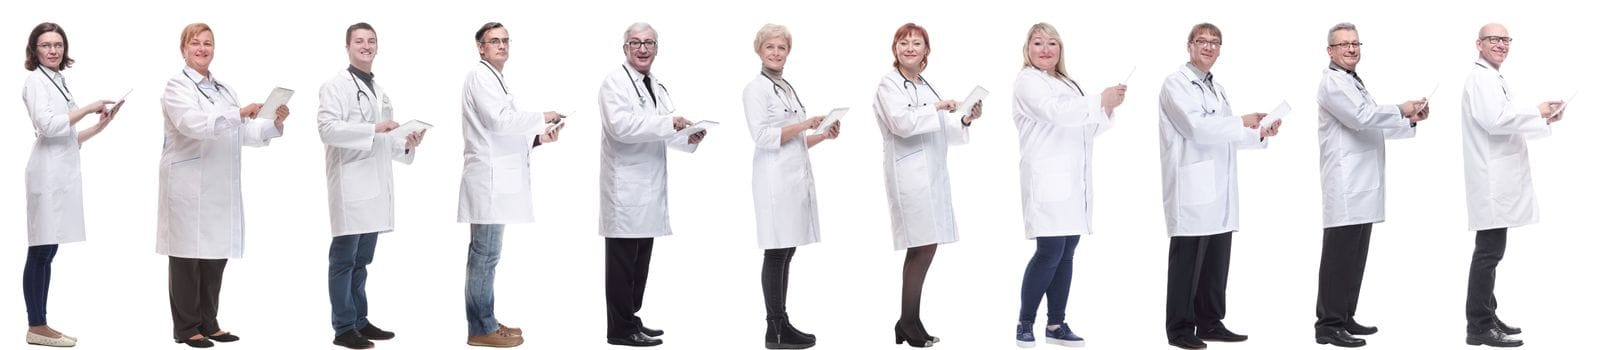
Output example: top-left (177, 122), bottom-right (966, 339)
top-left (1177, 159), bottom-right (1217, 206)
top-left (1488, 154), bottom-right (1528, 205)
top-left (894, 149), bottom-right (932, 201)
top-left (492, 154), bottom-right (528, 195)
top-left (1340, 149), bottom-right (1381, 194)
top-left (166, 157), bottom-right (202, 200)
top-left (339, 158), bottom-right (381, 202)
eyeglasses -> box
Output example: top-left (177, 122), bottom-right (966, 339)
top-left (1190, 39), bottom-right (1222, 48)
top-left (1480, 36), bottom-right (1513, 45)
top-left (1329, 42), bottom-right (1363, 49)
top-left (480, 38), bottom-right (511, 46)
top-left (625, 40), bottom-right (657, 49)
top-left (36, 42), bottom-right (64, 51)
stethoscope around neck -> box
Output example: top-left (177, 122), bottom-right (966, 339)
top-left (182, 69), bottom-right (233, 106)
top-left (622, 64), bottom-right (674, 112)
top-left (762, 72), bottom-right (805, 114)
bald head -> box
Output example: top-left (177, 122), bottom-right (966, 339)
top-left (1475, 23), bottom-right (1511, 69)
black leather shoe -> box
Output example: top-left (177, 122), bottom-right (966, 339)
top-left (333, 330), bottom-right (375, 349)
top-left (1466, 328), bottom-right (1523, 347)
top-left (1495, 319), bottom-right (1521, 335)
top-left (1168, 334), bottom-right (1207, 349)
top-left (607, 332), bottom-right (663, 347)
top-left (640, 325), bottom-right (664, 337)
top-left (1343, 321), bottom-right (1378, 336)
top-left (359, 323), bottom-right (396, 340)
top-left (205, 332), bottom-right (239, 342)
top-left (176, 337), bottom-right (214, 348)
top-left (1315, 329), bottom-right (1366, 348)
top-left (1197, 326), bottom-right (1247, 342)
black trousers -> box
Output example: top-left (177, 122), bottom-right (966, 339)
top-left (1166, 232), bottom-right (1232, 339)
top-left (762, 247), bottom-right (797, 320)
top-left (169, 257), bottom-right (228, 340)
top-left (605, 238), bottom-right (654, 338)
top-left (1315, 223), bottom-right (1373, 332)
top-left (1466, 228), bottom-right (1508, 333)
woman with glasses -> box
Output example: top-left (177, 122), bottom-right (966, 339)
top-left (871, 22), bottom-right (982, 349)
top-left (20, 21), bottom-right (120, 348)
top-left (740, 23), bottom-right (838, 350)
top-left (158, 22), bottom-right (291, 348)
top-left (1010, 22), bottom-right (1124, 348)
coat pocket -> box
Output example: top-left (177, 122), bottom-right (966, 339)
top-left (1177, 159), bottom-right (1217, 206)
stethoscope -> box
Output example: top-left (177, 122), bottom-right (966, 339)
top-left (183, 69), bottom-right (233, 106)
top-left (1190, 76), bottom-right (1228, 115)
top-left (897, 70), bottom-right (942, 107)
top-left (761, 72), bottom-right (804, 114)
top-left (39, 68), bottom-right (73, 104)
top-left (350, 71), bottom-right (375, 119)
top-left (622, 65), bottom-right (674, 112)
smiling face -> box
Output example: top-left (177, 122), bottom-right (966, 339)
top-left (1477, 24), bottom-right (1510, 68)
top-left (347, 28), bottom-right (377, 69)
top-left (895, 33), bottom-right (927, 70)
top-left (759, 37), bottom-right (789, 72)
top-left (624, 29), bottom-right (657, 74)
top-left (1187, 31), bottom-right (1221, 72)
top-left (477, 27), bottom-right (509, 67)
top-left (35, 31), bottom-right (64, 70)
top-left (184, 30), bottom-right (215, 72)
top-left (1327, 28), bottom-right (1360, 71)
top-left (1026, 30), bottom-right (1060, 72)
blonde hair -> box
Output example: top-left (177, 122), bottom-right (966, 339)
top-left (753, 23), bottom-right (791, 53)
top-left (178, 23), bottom-right (211, 55)
top-left (1021, 22), bottom-right (1070, 80)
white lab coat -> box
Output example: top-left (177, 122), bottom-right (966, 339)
top-left (1157, 64), bottom-right (1267, 237)
top-left (597, 64), bottom-right (694, 238)
top-left (458, 61), bottom-right (546, 224)
top-left (1461, 58), bottom-right (1548, 231)
top-left (873, 70), bottom-right (967, 250)
top-left (23, 68), bottom-right (86, 246)
top-left (743, 74), bottom-right (820, 249)
top-left (1317, 65), bottom-right (1415, 228)
top-left (319, 70), bottom-right (415, 237)
top-left (1012, 67), bottom-right (1111, 239)
top-left (157, 67), bottom-right (283, 259)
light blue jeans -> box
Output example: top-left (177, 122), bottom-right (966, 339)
top-left (466, 224), bottom-right (504, 336)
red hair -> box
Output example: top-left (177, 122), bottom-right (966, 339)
top-left (890, 23), bottom-right (930, 68)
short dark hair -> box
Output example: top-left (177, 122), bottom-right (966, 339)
top-left (24, 22), bottom-right (73, 71)
top-left (475, 22), bottom-right (504, 42)
top-left (346, 22), bottom-right (375, 46)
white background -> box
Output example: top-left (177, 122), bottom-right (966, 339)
top-left (2, 0), bottom-right (1594, 349)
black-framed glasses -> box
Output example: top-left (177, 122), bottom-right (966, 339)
top-left (1329, 42), bottom-right (1363, 49)
top-left (480, 38), bottom-right (511, 46)
top-left (625, 40), bottom-right (657, 49)
top-left (1480, 36), bottom-right (1513, 45)
top-left (1190, 39), bottom-right (1222, 48)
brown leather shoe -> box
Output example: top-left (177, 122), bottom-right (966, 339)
top-left (467, 327), bottom-right (523, 348)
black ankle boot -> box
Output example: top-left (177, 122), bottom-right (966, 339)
top-left (767, 318), bottom-right (816, 349)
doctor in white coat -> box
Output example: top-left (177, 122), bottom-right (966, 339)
top-left (457, 21), bottom-right (563, 348)
top-left (1010, 22), bottom-right (1123, 349)
top-left (742, 23), bottom-right (838, 350)
top-left (597, 22), bottom-right (705, 348)
top-left (20, 22), bottom-right (119, 347)
top-left (1311, 23), bottom-right (1430, 348)
top-left (158, 23), bottom-right (289, 348)
top-left (1459, 23), bottom-right (1564, 349)
top-left (872, 23), bottom-right (982, 349)
top-left (318, 22), bottom-right (422, 350)
top-left (1156, 23), bottom-right (1279, 350)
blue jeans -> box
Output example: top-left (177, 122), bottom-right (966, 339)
top-left (466, 224), bottom-right (504, 336)
top-left (329, 232), bottom-right (379, 336)
top-left (23, 244), bottom-right (59, 326)
top-left (1019, 236), bottom-right (1080, 325)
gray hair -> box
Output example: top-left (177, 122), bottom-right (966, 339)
top-left (624, 22), bottom-right (656, 42)
top-left (1327, 22), bottom-right (1357, 45)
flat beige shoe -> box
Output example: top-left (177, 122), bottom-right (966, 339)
top-left (26, 331), bottom-right (77, 347)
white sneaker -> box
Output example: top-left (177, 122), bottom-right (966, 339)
top-left (26, 331), bottom-right (77, 347)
